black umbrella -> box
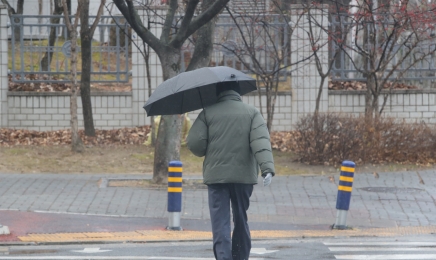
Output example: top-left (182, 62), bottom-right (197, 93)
top-left (143, 66), bottom-right (256, 116)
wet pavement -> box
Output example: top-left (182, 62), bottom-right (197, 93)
top-left (0, 170), bottom-right (435, 243)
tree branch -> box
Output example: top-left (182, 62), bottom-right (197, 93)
top-left (62, 0), bottom-right (78, 31)
top-left (0, 0), bottom-right (16, 17)
top-left (186, 0), bottom-right (216, 71)
top-left (170, 0), bottom-right (229, 48)
top-left (89, 0), bottom-right (106, 36)
top-left (161, 0), bottom-right (178, 44)
top-left (174, 0), bottom-right (199, 44)
top-left (113, 0), bottom-right (162, 53)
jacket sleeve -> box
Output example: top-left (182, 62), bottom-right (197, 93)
top-left (187, 111), bottom-right (208, 157)
top-left (249, 110), bottom-right (275, 176)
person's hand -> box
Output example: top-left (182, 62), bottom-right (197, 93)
top-left (263, 173), bottom-right (272, 187)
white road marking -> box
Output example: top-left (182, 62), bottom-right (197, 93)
top-left (324, 242), bottom-right (436, 246)
top-left (0, 257), bottom-right (265, 260)
top-left (329, 247), bottom-right (436, 252)
top-left (335, 255), bottom-right (436, 260)
top-left (0, 257), bottom-right (216, 260)
top-left (250, 247), bottom-right (279, 255)
top-left (324, 241), bottom-right (436, 260)
top-left (71, 248), bottom-right (112, 253)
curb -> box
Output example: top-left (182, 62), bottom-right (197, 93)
top-left (12, 226), bottom-right (436, 245)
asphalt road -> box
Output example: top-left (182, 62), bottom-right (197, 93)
top-left (1, 235), bottom-right (436, 259)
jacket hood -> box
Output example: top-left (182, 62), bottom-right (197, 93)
top-left (217, 90), bottom-right (242, 102)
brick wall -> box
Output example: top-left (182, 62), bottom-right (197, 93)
top-left (6, 92), bottom-right (133, 131)
top-left (7, 89), bottom-right (436, 132)
top-left (329, 90), bottom-right (436, 124)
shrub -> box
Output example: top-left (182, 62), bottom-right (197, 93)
top-left (293, 113), bottom-right (436, 166)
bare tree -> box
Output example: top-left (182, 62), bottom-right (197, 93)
top-left (113, 0), bottom-right (229, 183)
top-left (62, 0), bottom-right (84, 152)
top-left (301, 3), bottom-right (349, 118)
top-left (223, 0), bottom-right (312, 130)
top-left (79, 0), bottom-right (106, 137)
top-left (40, 0), bottom-right (64, 71)
top-left (338, 0), bottom-right (436, 118)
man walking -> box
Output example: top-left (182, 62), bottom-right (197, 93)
top-left (187, 82), bottom-right (275, 260)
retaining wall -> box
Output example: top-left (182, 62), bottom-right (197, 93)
top-left (6, 92), bottom-right (133, 131)
top-left (2, 4), bottom-right (436, 131)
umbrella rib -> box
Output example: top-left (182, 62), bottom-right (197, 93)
top-left (197, 87), bottom-right (208, 125)
top-left (198, 88), bottom-right (204, 109)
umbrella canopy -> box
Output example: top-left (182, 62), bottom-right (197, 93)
top-left (143, 66), bottom-right (256, 116)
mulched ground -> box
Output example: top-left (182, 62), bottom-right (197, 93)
top-left (0, 126), bottom-right (296, 152)
top-left (329, 81), bottom-right (419, 90)
top-left (9, 74), bottom-right (417, 92)
top-left (8, 74), bottom-right (131, 92)
top-left (0, 127), bottom-right (150, 147)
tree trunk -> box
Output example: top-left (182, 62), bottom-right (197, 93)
top-left (153, 114), bottom-right (183, 183)
top-left (38, 0), bottom-right (42, 30)
top-left (80, 0), bottom-right (96, 136)
top-left (365, 74), bottom-right (376, 118)
top-left (62, 0), bottom-right (72, 39)
top-left (69, 25), bottom-right (84, 152)
top-left (362, 6), bottom-right (373, 119)
top-left (153, 0), bottom-right (215, 183)
top-left (266, 83), bottom-right (273, 131)
top-left (145, 43), bottom-right (155, 145)
top-left (152, 0), bottom-right (218, 183)
top-left (314, 77), bottom-right (326, 116)
top-left (186, 0), bottom-right (217, 71)
top-left (371, 75), bottom-right (380, 118)
top-left (12, 0), bottom-right (24, 42)
top-left (41, 0), bottom-right (63, 72)
top-left (256, 75), bottom-right (264, 118)
top-left (269, 77), bottom-right (280, 132)
top-left (314, 76), bottom-right (326, 132)
top-left (113, 0), bottom-right (228, 183)
top-left (153, 47), bottom-right (182, 184)
top-left (109, 17), bottom-right (130, 47)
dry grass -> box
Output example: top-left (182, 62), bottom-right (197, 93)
top-left (0, 145), bottom-right (343, 176)
top-left (0, 144), bottom-right (430, 176)
top-left (1, 120), bottom-right (435, 176)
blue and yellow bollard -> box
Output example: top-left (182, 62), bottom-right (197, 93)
top-left (333, 160), bottom-right (355, 230)
top-left (167, 160), bottom-right (183, 231)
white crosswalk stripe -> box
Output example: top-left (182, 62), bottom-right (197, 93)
top-left (324, 241), bottom-right (436, 260)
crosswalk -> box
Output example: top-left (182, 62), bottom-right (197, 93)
top-left (324, 241), bottom-right (436, 260)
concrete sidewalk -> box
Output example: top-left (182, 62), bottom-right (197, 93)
top-left (0, 170), bottom-right (435, 243)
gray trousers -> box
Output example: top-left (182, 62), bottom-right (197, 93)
top-left (207, 183), bottom-right (254, 260)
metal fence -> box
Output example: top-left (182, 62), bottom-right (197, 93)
top-left (9, 15), bottom-right (131, 83)
top-left (180, 14), bottom-right (291, 82)
top-left (330, 15), bottom-right (436, 87)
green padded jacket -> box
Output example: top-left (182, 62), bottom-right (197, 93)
top-left (187, 90), bottom-right (275, 185)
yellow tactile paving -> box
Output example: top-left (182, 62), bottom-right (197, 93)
top-left (83, 232), bottom-right (115, 238)
top-left (109, 231), bottom-right (142, 237)
top-left (17, 226), bottom-right (436, 243)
